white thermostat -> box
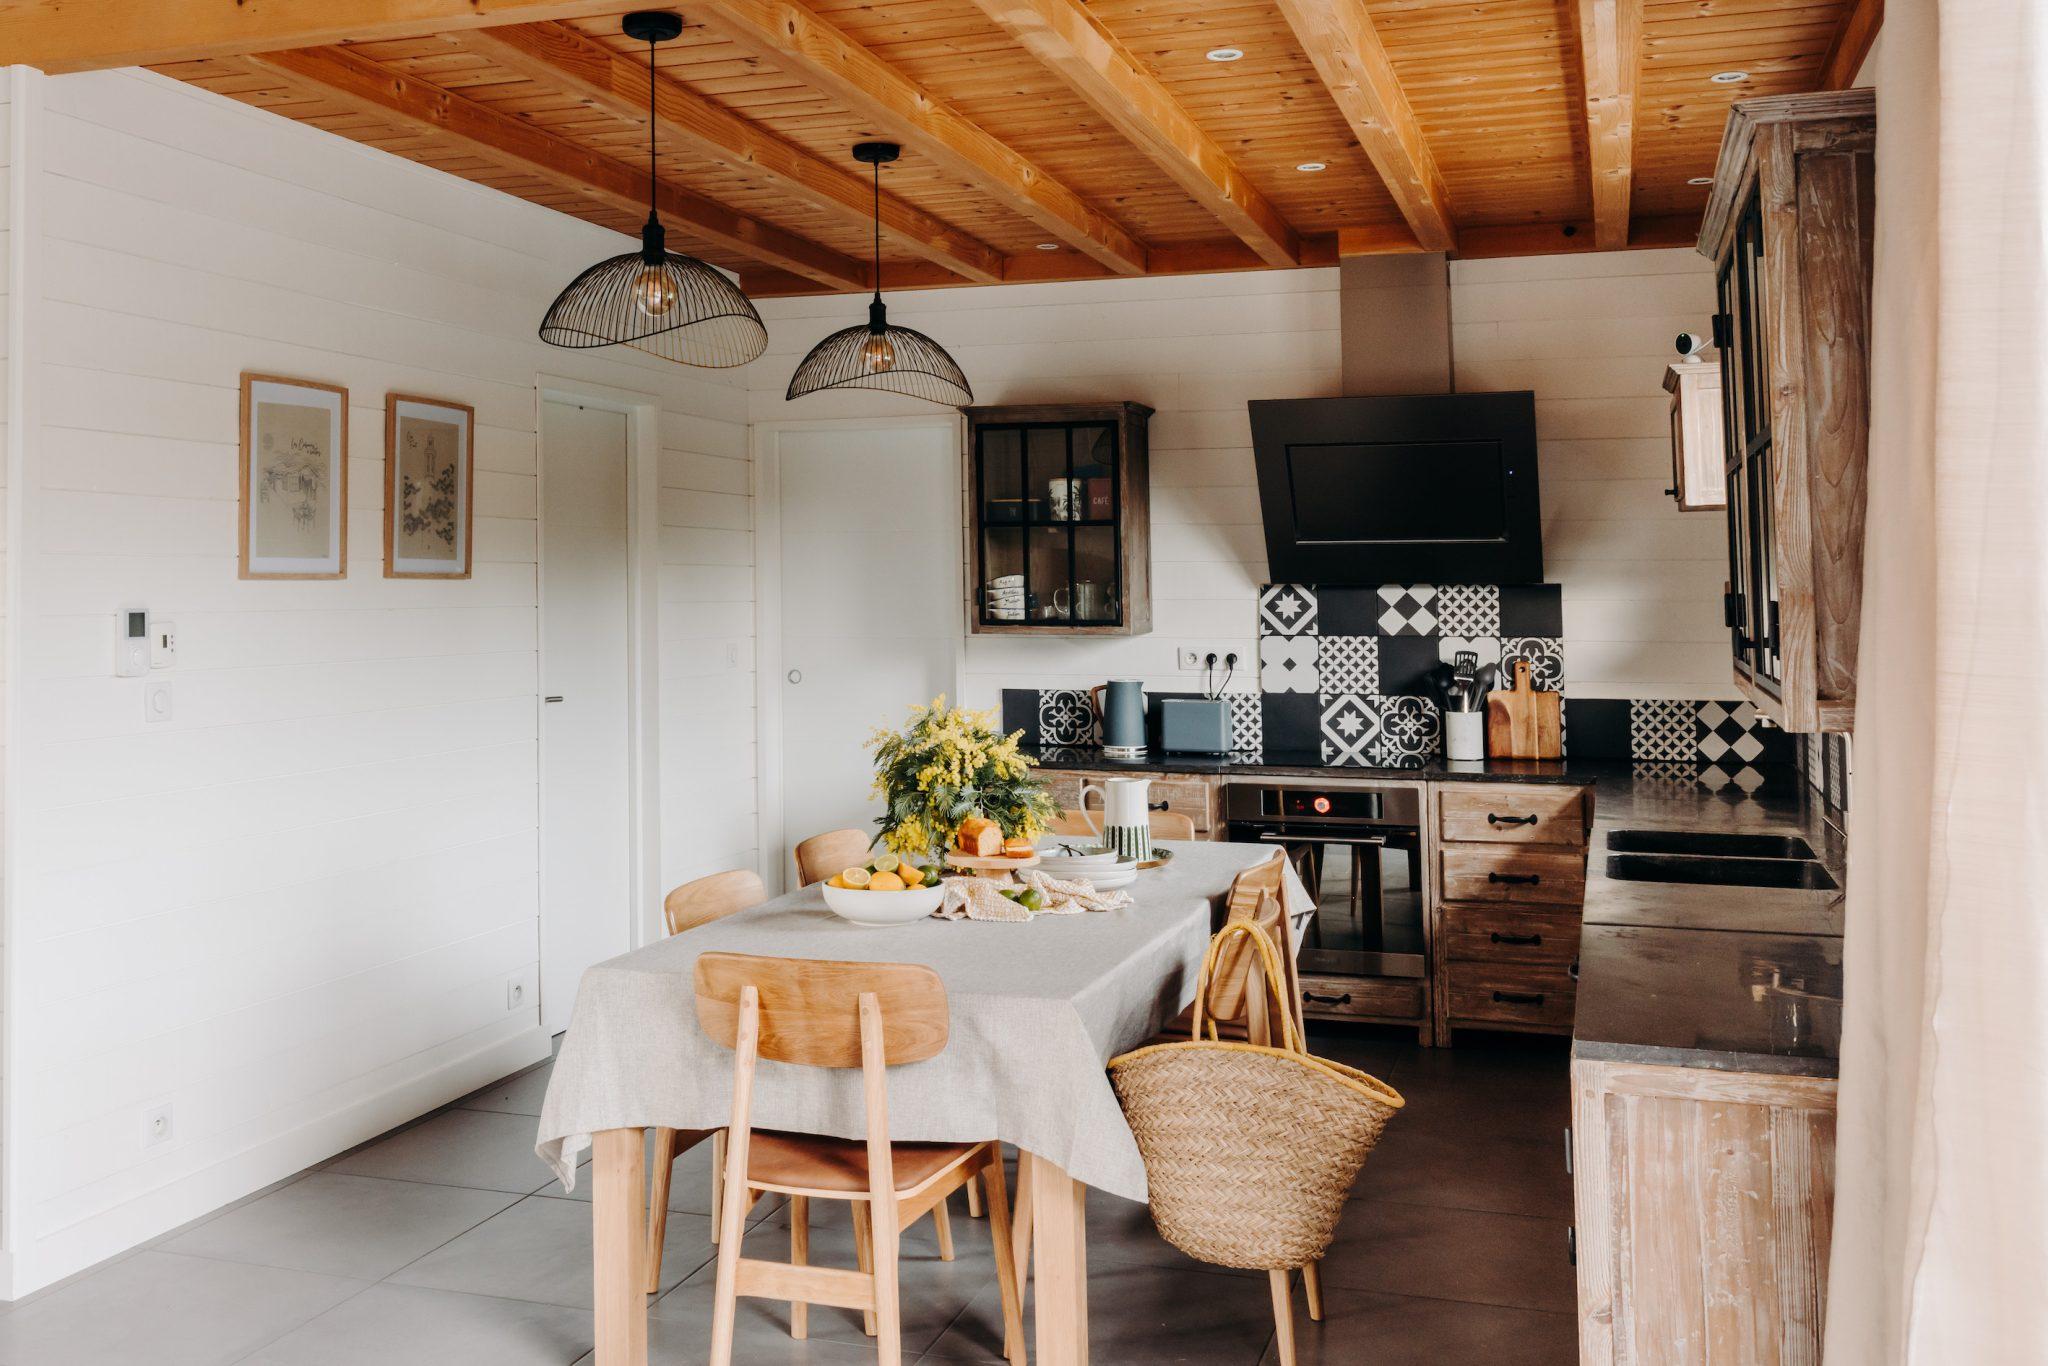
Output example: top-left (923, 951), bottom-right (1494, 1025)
top-left (151, 620), bottom-right (177, 668)
top-left (116, 609), bottom-right (150, 677)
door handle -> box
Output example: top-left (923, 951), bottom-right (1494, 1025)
top-left (544, 696), bottom-right (564, 703)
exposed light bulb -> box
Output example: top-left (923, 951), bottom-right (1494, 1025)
top-left (632, 263), bottom-right (678, 318)
top-left (860, 330), bottom-right (896, 373)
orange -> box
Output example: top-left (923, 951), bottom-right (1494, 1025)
top-left (868, 870), bottom-right (907, 891)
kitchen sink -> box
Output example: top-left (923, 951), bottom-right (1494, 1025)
top-left (1606, 829), bottom-right (1817, 860)
top-left (1605, 853), bottom-right (1839, 891)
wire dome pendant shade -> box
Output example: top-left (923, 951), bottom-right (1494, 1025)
top-left (786, 142), bottom-right (972, 405)
top-left (537, 11), bottom-right (766, 369)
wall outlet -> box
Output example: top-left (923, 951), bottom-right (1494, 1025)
top-left (1177, 647), bottom-right (1245, 675)
top-left (506, 968), bottom-right (537, 1014)
top-left (141, 1103), bottom-right (174, 1149)
top-left (144, 680), bottom-right (174, 723)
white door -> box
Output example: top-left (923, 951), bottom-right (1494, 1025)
top-left (539, 399), bottom-right (633, 1032)
top-left (774, 423), bottom-right (961, 887)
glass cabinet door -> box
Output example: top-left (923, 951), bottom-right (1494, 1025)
top-left (973, 421), bottom-right (1122, 628)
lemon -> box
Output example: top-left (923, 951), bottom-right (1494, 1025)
top-left (896, 864), bottom-right (925, 887)
top-left (871, 852), bottom-right (900, 873)
top-left (827, 873), bottom-right (849, 889)
top-left (841, 867), bottom-right (872, 889)
top-left (868, 870), bottom-right (906, 891)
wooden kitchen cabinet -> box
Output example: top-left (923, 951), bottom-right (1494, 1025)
top-left (1663, 360), bottom-right (1726, 511)
top-left (1700, 89), bottom-right (1874, 733)
top-left (1572, 1059), bottom-right (1837, 1364)
top-left (964, 402), bottom-right (1152, 636)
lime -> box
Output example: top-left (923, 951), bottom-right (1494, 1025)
top-left (871, 852), bottom-right (900, 873)
top-left (841, 867), bottom-right (872, 889)
top-left (1019, 888), bottom-right (1046, 912)
top-left (1000, 887), bottom-right (1021, 900)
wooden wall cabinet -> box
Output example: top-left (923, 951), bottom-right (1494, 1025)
top-left (964, 402), bottom-right (1152, 636)
top-left (1663, 361), bottom-right (1726, 511)
top-left (1699, 89), bottom-right (1875, 733)
top-left (1572, 1060), bottom-right (1837, 1364)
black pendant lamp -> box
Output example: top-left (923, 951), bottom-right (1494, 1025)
top-left (538, 11), bottom-right (766, 368)
top-left (785, 142), bottom-right (972, 404)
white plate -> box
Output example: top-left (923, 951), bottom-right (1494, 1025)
top-left (820, 882), bottom-right (944, 927)
top-left (1077, 865), bottom-right (1139, 890)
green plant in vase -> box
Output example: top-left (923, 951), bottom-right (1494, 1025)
top-left (868, 696), bottom-right (1057, 860)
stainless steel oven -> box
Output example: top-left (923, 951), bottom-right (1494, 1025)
top-left (1223, 781), bottom-right (1428, 1030)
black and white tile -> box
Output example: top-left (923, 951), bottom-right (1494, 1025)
top-left (1501, 637), bottom-right (1565, 692)
top-left (1258, 583), bottom-right (1319, 637)
top-left (1317, 635), bottom-right (1380, 694)
top-left (1037, 689), bottom-right (1094, 747)
top-left (1318, 693), bottom-right (1384, 765)
top-left (1697, 700), bottom-right (1765, 766)
top-left (1258, 634), bottom-right (1320, 694)
top-left (1227, 693), bottom-right (1263, 754)
top-left (1318, 693), bottom-right (1444, 766)
top-left (1628, 699), bottom-right (1696, 762)
top-left (1437, 636), bottom-right (1503, 671)
top-left (1435, 584), bottom-right (1501, 638)
top-left (1375, 584), bottom-right (1439, 636)
top-left (1377, 696), bottom-right (1444, 760)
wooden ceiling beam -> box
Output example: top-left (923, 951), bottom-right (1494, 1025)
top-left (1819, 0), bottom-right (1882, 90)
top-left (239, 45), bottom-right (870, 292)
top-left (1572, 0), bottom-right (1642, 251)
top-left (456, 23), bottom-right (1004, 284)
top-left (0, 0), bottom-right (636, 75)
top-left (963, 0), bottom-right (1300, 267)
top-left (1274, 0), bottom-right (1459, 253)
top-left (692, 0), bottom-right (1149, 276)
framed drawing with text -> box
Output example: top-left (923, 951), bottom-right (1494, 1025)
top-left (384, 393), bottom-right (474, 579)
top-left (240, 373), bottom-right (348, 579)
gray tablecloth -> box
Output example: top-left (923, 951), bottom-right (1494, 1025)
top-left (535, 840), bottom-right (1308, 1202)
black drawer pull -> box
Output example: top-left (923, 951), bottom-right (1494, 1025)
top-left (1487, 812), bottom-right (1540, 827)
top-left (1570, 958), bottom-right (1580, 982)
top-left (1493, 990), bottom-right (1546, 1006)
top-left (1303, 990), bottom-right (1353, 1006)
top-left (1488, 872), bottom-right (1542, 886)
top-left (1149, 800), bottom-right (1171, 811)
top-left (1490, 931), bottom-right (1543, 946)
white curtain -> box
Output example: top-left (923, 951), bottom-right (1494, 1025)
top-left (1825, 0), bottom-right (2048, 1360)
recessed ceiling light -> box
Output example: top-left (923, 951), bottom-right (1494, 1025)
top-left (1709, 70), bottom-right (1749, 84)
top-left (1295, 162), bottom-right (1328, 173)
top-left (1035, 242), bottom-right (1061, 251)
top-left (1205, 46), bottom-right (1245, 62)
top-left (1687, 176), bottom-right (1713, 186)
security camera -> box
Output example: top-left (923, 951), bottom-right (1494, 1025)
top-left (1675, 332), bottom-right (1710, 360)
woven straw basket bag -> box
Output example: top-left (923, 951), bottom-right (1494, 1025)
top-left (1108, 920), bottom-right (1404, 1271)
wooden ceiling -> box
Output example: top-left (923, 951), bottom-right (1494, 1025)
top-left (9, 0), bottom-right (1880, 296)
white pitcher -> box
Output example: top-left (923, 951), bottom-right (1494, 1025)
top-left (1079, 775), bottom-right (1154, 861)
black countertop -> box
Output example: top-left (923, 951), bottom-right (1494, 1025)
top-left (1024, 745), bottom-right (1846, 1077)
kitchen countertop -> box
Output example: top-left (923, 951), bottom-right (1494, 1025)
top-left (1023, 746), bottom-right (1846, 1078)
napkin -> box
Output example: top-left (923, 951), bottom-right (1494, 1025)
top-left (933, 869), bottom-right (1135, 921)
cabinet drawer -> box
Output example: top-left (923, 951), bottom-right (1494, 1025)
top-left (1438, 785), bottom-right (1587, 847)
top-left (1297, 973), bottom-right (1425, 1023)
top-left (1447, 962), bottom-right (1576, 1030)
top-left (1442, 904), bottom-right (1582, 967)
top-left (1439, 846), bottom-right (1587, 906)
top-left (1047, 771), bottom-right (1214, 833)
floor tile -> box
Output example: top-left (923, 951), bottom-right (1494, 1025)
top-left (1258, 1283), bottom-right (1577, 1365)
top-left (1083, 1189), bottom-right (1256, 1278)
top-left (391, 1195), bottom-right (713, 1310)
top-left (460, 1062), bottom-right (554, 1117)
top-left (327, 1108), bottom-right (556, 1194)
top-left (1349, 1123), bottom-right (1574, 1219)
top-left (574, 1313), bottom-right (885, 1366)
top-left (0, 1251), bottom-right (361, 1366)
top-left (160, 1173), bottom-right (518, 1280)
top-left (1314, 1201), bottom-right (1576, 1313)
top-left (923, 1260), bottom-right (1273, 1364)
top-left (237, 1283), bottom-right (591, 1366)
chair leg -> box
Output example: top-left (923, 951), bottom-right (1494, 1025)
top-left (708, 1168), bottom-right (753, 1366)
top-left (934, 1192), bottom-right (956, 1261)
top-left (708, 1130), bottom-right (726, 1244)
top-left (789, 1195), bottom-right (810, 1340)
top-left (644, 1127), bottom-right (680, 1295)
top-left (851, 1202), bottom-right (878, 1337)
top-left (872, 1217), bottom-right (904, 1366)
top-left (1005, 1158), bottom-right (1032, 1364)
top-left (1269, 1269), bottom-right (1297, 1366)
top-left (1302, 1260), bottom-right (1323, 1321)
top-left (983, 1159), bottom-right (1027, 1366)
top-left (966, 1178), bottom-right (984, 1218)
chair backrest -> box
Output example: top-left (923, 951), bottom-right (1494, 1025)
top-left (1048, 806), bottom-right (1197, 841)
top-left (794, 828), bottom-right (873, 887)
top-left (1205, 853), bottom-right (1301, 1036)
top-left (693, 951), bottom-right (950, 1068)
top-left (663, 869), bottom-right (766, 937)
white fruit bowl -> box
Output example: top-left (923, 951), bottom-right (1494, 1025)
top-left (820, 881), bottom-right (945, 927)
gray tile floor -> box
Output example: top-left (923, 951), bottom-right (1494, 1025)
top-left (0, 1028), bottom-right (1577, 1365)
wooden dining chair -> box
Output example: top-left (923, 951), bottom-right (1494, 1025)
top-left (696, 952), bottom-right (1027, 1366)
top-left (644, 869), bottom-right (767, 1291)
top-left (795, 828), bottom-right (874, 887)
top-left (1047, 806), bottom-right (1197, 841)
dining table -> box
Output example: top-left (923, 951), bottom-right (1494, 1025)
top-left (535, 838), bottom-right (1312, 1366)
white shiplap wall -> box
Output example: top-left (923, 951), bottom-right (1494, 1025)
top-left (0, 68), bottom-right (750, 1294)
top-left (747, 248), bottom-right (1726, 710)
top-left (1, 67), bottom-right (18, 1260)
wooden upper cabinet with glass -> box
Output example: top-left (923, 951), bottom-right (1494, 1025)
top-left (965, 402), bottom-right (1152, 635)
top-left (1699, 90), bottom-right (1874, 733)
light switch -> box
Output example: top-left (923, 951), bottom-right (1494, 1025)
top-left (145, 681), bottom-right (174, 723)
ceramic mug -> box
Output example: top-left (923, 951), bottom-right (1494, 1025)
top-left (1047, 477), bottom-right (1083, 521)
top-left (1072, 581), bottom-right (1108, 620)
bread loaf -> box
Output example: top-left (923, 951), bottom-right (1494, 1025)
top-left (956, 816), bottom-right (1002, 857)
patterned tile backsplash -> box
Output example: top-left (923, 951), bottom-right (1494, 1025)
top-left (1000, 580), bottom-right (1796, 790)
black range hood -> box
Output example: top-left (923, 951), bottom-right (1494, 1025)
top-left (1248, 391), bottom-right (1543, 586)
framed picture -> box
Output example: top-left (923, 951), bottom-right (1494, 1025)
top-left (240, 373), bottom-right (349, 579)
top-left (384, 393), bottom-right (474, 579)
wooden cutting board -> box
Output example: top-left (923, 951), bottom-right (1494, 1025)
top-left (1486, 658), bottom-right (1563, 759)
